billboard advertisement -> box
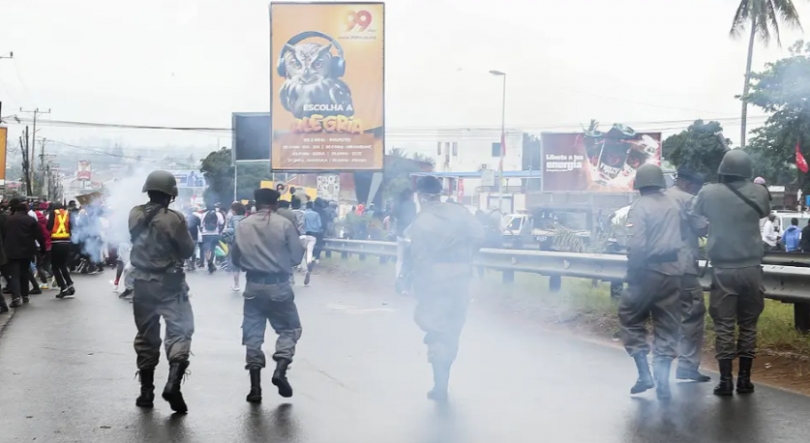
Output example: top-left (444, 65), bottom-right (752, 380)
top-left (0, 127), bottom-right (7, 185)
top-left (270, 2), bottom-right (385, 171)
top-left (541, 128), bottom-right (661, 192)
top-left (77, 160), bottom-right (92, 181)
top-left (232, 112), bottom-right (271, 162)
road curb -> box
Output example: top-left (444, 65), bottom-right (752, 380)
top-left (0, 293), bottom-right (15, 338)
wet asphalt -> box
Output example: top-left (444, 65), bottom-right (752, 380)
top-left (1, 269), bottom-right (810, 443)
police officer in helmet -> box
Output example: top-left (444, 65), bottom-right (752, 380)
top-left (408, 175), bottom-right (484, 401)
top-left (619, 164), bottom-right (683, 400)
top-left (693, 150), bottom-right (770, 396)
top-left (665, 169), bottom-right (711, 382)
top-left (129, 170), bottom-right (196, 413)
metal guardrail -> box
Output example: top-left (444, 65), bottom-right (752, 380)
top-left (324, 239), bottom-right (810, 332)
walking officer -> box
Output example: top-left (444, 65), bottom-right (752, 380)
top-left (619, 164), bottom-right (683, 400)
top-left (129, 170), bottom-right (196, 413)
top-left (665, 169), bottom-right (710, 382)
top-left (232, 188), bottom-right (305, 402)
top-left (408, 176), bottom-right (484, 401)
top-left (693, 150), bottom-right (770, 396)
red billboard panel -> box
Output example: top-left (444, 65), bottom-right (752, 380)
top-left (541, 130), bottom-right (661, 192)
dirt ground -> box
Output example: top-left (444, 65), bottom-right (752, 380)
top-left (321, 258), bottom-right (810, 396)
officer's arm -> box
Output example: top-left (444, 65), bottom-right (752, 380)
top-left (466, 213), bottom-right (486, 251)
top-left (686, 196), bottom-right (709, 237)
top-left (625, 206), bottom-right (646, 271)
top-left (173, 215), bottom-right (196, 259)
top-left (286, 220), bottom-right (306, 266)
top-left (232, 227), bottom-right (242, 268)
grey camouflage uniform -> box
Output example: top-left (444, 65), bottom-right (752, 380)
top-left (408, 201), bottom-right (484, 365)
top-left (665, 186), bottom-right (709, 371)
top-left (693, 181), bottom-right (771, 360)
top-left (129, 203), bottom-right (196, 370)
top-left (619, 192), bottom-right (684, 361)
top-left (232, 209), bottom-right (305, 369)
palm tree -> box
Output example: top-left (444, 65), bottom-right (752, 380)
top-left (731, 0), bottom-right (802, 148)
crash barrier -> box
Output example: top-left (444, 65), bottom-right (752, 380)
top-left (323, 239), bottom-right (810, 333)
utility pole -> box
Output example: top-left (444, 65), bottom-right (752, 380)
top-left (19, 107), bottom-right (51, 195)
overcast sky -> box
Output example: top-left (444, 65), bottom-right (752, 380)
top-left (1, 0), bottom-right (809, 153)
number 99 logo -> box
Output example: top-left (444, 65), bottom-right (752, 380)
top-left (345, 10), bottom-right (372, 32)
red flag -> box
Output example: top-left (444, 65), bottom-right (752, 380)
top-left (797, 140), bottom-right (809, 173)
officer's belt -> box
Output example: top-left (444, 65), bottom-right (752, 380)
top-left (646, 251), bottom-right (678, 264)
top-left (246, 271), bottom-right (289, 284)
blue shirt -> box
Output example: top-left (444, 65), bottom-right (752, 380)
top-left (304, 209), bottom-right (322, 234)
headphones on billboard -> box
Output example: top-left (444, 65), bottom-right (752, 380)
top-left (276, 31), bottom-right (346, 78)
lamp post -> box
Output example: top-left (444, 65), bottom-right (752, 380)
top-left (489, 70), bottom-right (506, 213)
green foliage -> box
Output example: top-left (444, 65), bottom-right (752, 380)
top-left (729, 0), bottom-right (802, 47)
top-left (200, 148), bottom-right (271, 204)
top-left (661, 120), bottom-right (730, 183)
top-left (744, 40), bottom-right (810, 189)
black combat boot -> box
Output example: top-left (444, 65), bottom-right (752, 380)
top-left (427, 362), bottom-right (451, 401)
top-left (630, 353), bottom-right (655, 394)
top-left (713, 359), bottom-right (735, 396)
top-left (271, 358), bottom-right (293, 398)
top-left (654, 358), bottom-right (672, 400)
top-left (736, 357), bottom-right (755, 394)
top-left (162, 361), bottom-right (190, 413)
top-left (676, 366), bottom-right (711, 382)
top-left (136, 369), bottom-right (155, 408)
top-left (9, 298), bottom-right (21, 308)
top-left (246, 367), bottom-right (262, 403)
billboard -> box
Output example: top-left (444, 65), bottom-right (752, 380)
top-left (170, 170), bottom-right (206, 189)
top-left (77, 161), bottom-right (92, 181)
top-left (541, 128), bottom-right (661, 192)
top-left (270, 2), bottom-right (385, 171)
top-left (0, 127), bottom-right (6, 185)
top-left (232, 113), bottom-right (271, 162)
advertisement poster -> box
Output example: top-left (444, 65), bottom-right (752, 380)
top-left (541, 128), bottom-right (661, 192)
top-left (77, 160), bottom-right (92, 181)
top-left (270, 2), bottom-right (385, 171)
top-left (0, 127), bottom-right (7, 185)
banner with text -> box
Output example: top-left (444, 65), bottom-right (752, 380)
top-left (541, 130), bottom-right (661, 192)
top-left (270, 2), bottom-right (385, 171)
top-left (0, 127), bottom-right (7, 184)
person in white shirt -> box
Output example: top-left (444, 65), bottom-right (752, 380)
top-left (761, 213), bottom-right (778, 251)
top-left (200, 204), bottom-right (225, 273)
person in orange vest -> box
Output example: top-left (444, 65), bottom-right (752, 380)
top-left (46, 203), bottom-right (76, 298)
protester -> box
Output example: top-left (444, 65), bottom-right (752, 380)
top-left (223, 202), bottom-right (247, 291)
top-left (302, 201), bottom-right (322, 286)
top-left (781, 218), bottom-right (801, 252)
top-left (200, 203), bottom-right (224, 273)
top-left (4, 199), bottom-right (46, 307)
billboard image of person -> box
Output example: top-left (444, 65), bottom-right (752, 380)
top-left (541, 126), bottom-right (661, 192)
top-left (270, 2), bottom-right (384, 171)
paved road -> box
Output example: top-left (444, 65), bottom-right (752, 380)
top-left (1, 270), bottom-right (810, 443)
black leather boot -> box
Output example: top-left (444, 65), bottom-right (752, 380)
top-left (136, 369), bottom-right (155, 408)
top-left (246, 367), bottom-right (262, 403)
top-left (630, 353), bottom-right (655, 394)
top-left (676, 366), bottom-right (711, 382)
top-left (427, 362), bottom-right (451, 401)
top-left (654, 358), bottom-right (672, 400)
top-left (271, 359), bottom-right (293, 398)
top-left (162, 361), bottom-right (190, 413)
top-left (736, 357), bottom-right (755, 394)
top-left (713, 359), bottom-right (735, 396)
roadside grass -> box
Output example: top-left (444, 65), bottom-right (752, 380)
top-left (321, 254), bottom-right (810, 356)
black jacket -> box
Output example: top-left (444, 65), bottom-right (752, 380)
top-left (801, 225), bottom-right (810, 252)
top-left (5, 212), bottom-right (46, 260)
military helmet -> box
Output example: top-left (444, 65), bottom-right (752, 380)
top-left (142, 170), bottom-right (178, 197)
top-left (717, 149), bottom-right (753, 178)
top-left (416, 175), bottom-right (443, 195)
top-left (633, 164), bottom-right (666, 190)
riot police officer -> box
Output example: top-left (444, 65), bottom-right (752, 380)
top-left (665, 169), bottom-right (710, 382)
top-left (619, 164), bottom-right (683, 400)
top-left (693, 150), bottom-right (770, 396)
top-left (129, 170), bottom-right (196, 413)
top-left (408, 176), bottom-right (485, 401)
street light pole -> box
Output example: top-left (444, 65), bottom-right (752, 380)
top-left (490, 70), bottom-right (507, 213)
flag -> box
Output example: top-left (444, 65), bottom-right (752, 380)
top-left (797, 140), bottom-right (809, 173)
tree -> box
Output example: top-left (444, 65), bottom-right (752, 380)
top-left (661, 120), bottom-right (730, 183)
top-left (730, 0), bottom-right (802, 148)
top-left (200, 147), bottom-right (272, 203)
top-left (744, 40), bottom-right (810, 189)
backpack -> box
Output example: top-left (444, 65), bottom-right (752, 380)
top-left (203, 210), bottom-right (219, 232)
